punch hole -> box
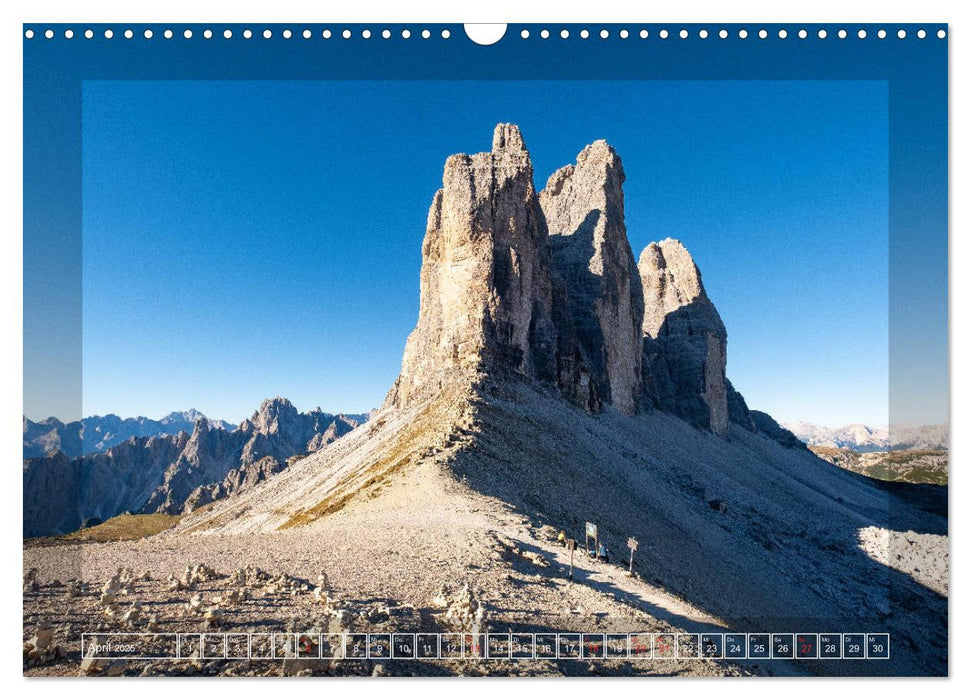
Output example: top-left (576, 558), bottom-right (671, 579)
top-left (464, 24), bottom-right (506, 45)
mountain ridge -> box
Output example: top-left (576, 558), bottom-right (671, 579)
top-left (23, 397), bottom-right (366, 536)
top-left (783, 420), bottom-right (949, 452)
top-left (23, 406), bottom-right (370, 460)
top-left (23, 410), bottom-right (236, 460)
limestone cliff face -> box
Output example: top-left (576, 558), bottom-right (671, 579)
top-left (638, 239), bottom-right (729, 435)
top-left (389, 124), bottom-right (558, 407)
top-left (540, 141), bottom-right (644, 415)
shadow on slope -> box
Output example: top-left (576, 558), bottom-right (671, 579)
top-left (446, 382), bottom-right (947, 676)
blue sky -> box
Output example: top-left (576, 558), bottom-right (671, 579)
top-left (77, 79), bottom-right (894, 426)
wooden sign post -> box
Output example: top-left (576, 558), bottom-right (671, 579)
top-left (627, 537), bottom-right (639, 577)
top-left (585, 522), bottom-right (598, 557)
top-left (566, 539), bottom-right (577, 581)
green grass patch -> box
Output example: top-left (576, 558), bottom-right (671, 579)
top-left (60, 513), bottom-right (183, 542)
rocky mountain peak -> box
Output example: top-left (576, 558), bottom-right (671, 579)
top-left (639, 239), bottom-right (710, 338)
top-left (185, 417), bottom-right (213, 454)
top-left (491, 122), bottom-right (526, 153)
top-left (249, 397), bottom-right (299, 435)
top-left (385, 125), bottom-right (794, 445)
top-left (389, 123), bottom-right (558, 408)
top-left (540, 138), bottom-right (643, 414)
top-left (162, 408), bottom-right (204, 425)
top-left (259, 396), bottom-right (295, 412)
top-left (638, 238), bottom-right (729, 435)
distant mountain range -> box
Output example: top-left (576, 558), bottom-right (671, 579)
top-left (23, 407), bottom-right (368, 460)
top-left (23, 410), bottom-right (237, 459)
top-left (23, 398), bottom-right (369, 537)
top-left (782, 421), bottom-right (949, 452)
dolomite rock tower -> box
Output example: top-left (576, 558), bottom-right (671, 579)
top-left (388, 124), bottom-right (559, 408)
top-left (540, 140), bottom-right (644, 415)
top-left (638, 239), bottom-right (729, 435)
top-left (388, 123), bottom-right (793, 445)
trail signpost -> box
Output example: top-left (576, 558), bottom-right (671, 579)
top-left (627, 537), bottom-right (638, 576)
top-left (585, 522), bottom-right (598, 557)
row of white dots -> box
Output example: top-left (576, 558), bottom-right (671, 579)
top-left (24, 27), bottom-right (455, 40)
top-left (520, 27), bottom-right (946, 40)
top-left (24, 26), bottom-right (947, 41)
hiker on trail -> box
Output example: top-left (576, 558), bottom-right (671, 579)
top-left (557, 530), bottom-right (566, 547)
top-left (597, 543), bottom-right (609, 563)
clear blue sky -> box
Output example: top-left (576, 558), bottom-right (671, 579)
top-left (78, 79), bottom-right (895, 427)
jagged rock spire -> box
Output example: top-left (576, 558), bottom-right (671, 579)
top-left (540, 140), bottom-right (644, 414)
top-left (638, 239), bottom-right (729, 435)
top-left (389, 124), bottom-right (558, 408)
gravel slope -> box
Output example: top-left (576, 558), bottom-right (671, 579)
top-left (24, 383), bottom-right (947, 676)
